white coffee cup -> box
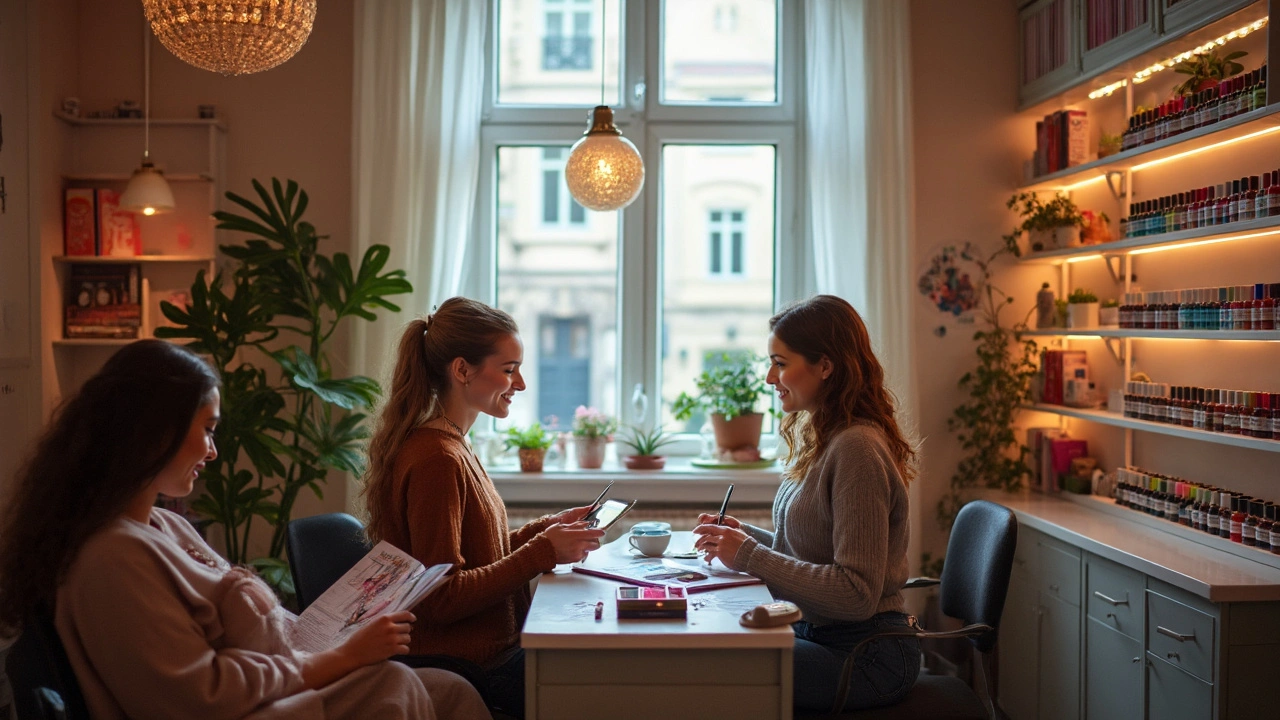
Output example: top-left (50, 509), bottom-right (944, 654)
top-left (628, 530), bottom-right (671, 557)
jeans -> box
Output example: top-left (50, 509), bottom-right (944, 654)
top-left (792, 612), bottom-right (921, 713)
top-left (484, 646), bottom-right (526, 719)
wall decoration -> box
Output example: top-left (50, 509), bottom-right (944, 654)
top-left (918, 243), bottom-right (981, 318)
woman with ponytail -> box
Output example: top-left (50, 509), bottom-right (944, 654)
top-left (692, 295), bottom-right (920, 713)
top-left (0, 340), bottom-right (488, 719)
top-left (362, 297), bottom-right (604, 719)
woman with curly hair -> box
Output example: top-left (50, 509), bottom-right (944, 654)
top-left (693, 295), bottom-right (920, 713)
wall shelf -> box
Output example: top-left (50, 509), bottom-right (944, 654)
top-left (62, 172), bottom-right (215, 183)
top-left (54, 111), bottom-right (227, 131)
top-left (1022, 403), bottom-right (1280, 452)
top-left (1019, 214), bottom-right (1280, 261)
top-left (52, 338), bottom-right (136, 347)
top-left (53, 255), bottom-right (215, 264)
top-left (1022, 328), bottom-right (1280, 340)
top-left (1018, 103), bottom-right (1280, 192)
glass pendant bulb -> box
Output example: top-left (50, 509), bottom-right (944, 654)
top-left (120, 154), bottom-right (175, 216)
top-left (565, 106), bottom-right (645, 212)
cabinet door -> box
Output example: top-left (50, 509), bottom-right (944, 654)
top-left (1039, 592), bottom-right (1081, 720)
top-left (999, 571), bottom-right (1040, 720)
top-left (1146, 653), bottom-right (1212, 720)
top-left (1018, 0), bottom-right (1082, 108)
top-left (1085, 618), bottom-right (1142, 720)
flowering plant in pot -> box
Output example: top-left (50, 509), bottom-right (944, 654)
top-left (504, 422), bottom-right (556, 472)
top-left (1006, 191), bottom-right (1085, 252)
top-left (1066, 288), bottom-right (1099, 329)
top-left (571, 406), bottom-right (617, 469)
top-left (617, 425), bottom-right (677, 470)
top-left (671, 352), bottom-right (776, 456)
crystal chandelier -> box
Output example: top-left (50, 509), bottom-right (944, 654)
top-left (564, 1), bottom-right (644, 212)
top-left (142, 0), bottom-right (318, 76)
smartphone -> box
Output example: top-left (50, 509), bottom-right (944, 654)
top-left (583, 498), bottom-right (636, 531)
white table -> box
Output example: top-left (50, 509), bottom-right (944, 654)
top-left (522, 532), bottom-right (795, 720)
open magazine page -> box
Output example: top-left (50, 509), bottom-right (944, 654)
top-left (571, 538), bottom-right (762, 593)
top-left (291, 541), bottom-right (451, 653)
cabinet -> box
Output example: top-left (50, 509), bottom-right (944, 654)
top-left (44, 112), bottom-right (225, 410)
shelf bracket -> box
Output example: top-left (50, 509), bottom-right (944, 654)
top-left (1105, 171), bottom-right (1126, 200)
top-left (1103, 337), bottom-right (1126, 364)
top-left (1104, 254), bottom-right (1124, 284)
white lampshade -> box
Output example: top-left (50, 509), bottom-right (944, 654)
top-left (119, 160), bottom-right (175, 216)
top-left (565, 106), bottom-right (645, 212)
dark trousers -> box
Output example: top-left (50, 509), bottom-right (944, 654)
top-left (792, 612), bottom-right (921, 713)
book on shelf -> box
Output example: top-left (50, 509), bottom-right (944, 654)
top-left (64, 263), bottom-right (142, 339)
top-left (64, 188), bottom-right (97, 256)
top-left (97, 188), bottom-right (141, 257)
top-left (1039, 349), bottom-right (1088, 405)
top-left (290, 541), bottom-right (451, 653)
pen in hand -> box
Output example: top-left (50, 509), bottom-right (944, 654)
top-left (716, 483), bottom-right (734, 526)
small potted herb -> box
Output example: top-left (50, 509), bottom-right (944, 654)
top-left (1097, 132), bottom-right (1123, 159)
top-left (672, 352), bottom-right (775, 453)
top-left (504, 423), bottom-right (556, 472)
top-left (571, 406), bottom-right (617, 469)
top-left (1006, 191), bottom-right (1086, 252)
top-left (1067, 288), bottom-right (1100, 329)
top-left (617, 425), bottom-right (677, 470)
top-left (1099, 298), bottom-right (1120, 327)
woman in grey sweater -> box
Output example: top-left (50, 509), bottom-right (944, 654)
top-left (693, 295), bottom-right (919, 713)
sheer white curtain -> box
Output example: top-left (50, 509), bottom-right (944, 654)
top-left (351, 0), bottom-right (488, 381)
top-left (806, 1), bottom-right (921, 561)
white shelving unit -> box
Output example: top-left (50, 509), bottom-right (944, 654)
top-left (1022, 403), bottom-right (1280, 453)
top-left (1023, 328), bottom-right (1280, 340)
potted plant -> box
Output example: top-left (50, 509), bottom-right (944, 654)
top-left (1078, 209), bottom-right (1113, 245)
top-left (571, 405), bottom-right (617, 469)
top-left (1097, 132), bottom-right (1123, 159)
top-left (617, 425), bottom-right (677, 470)
top-left (505, 423), bottom-right (556, 472)
top-left (1099, 298), bottom-right (1120, 327)
top-left (1067, 288), bottom-right (1100, 329)
top-left (1006, 191), bottom-right (1086, 252)
top-left (1173, 48), bottom-right (1246, 96)
top-left (672, 352), bottom-right (774, 453)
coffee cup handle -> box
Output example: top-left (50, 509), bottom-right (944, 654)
top-left (628, 536), bottom-right (641, 552)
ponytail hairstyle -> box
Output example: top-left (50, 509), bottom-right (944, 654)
top-left (362, 297), bottom-right (519, 543)
top-left (770, 295), bottom-right (916, 486)
top-left (0, 340), bottom-right (220, 633)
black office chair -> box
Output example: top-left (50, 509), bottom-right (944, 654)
top-left (284, 513), bottom-right (493, 705)
top-left (806, 499), bottom-right (1018, 720)
top-left (6, 613), bottom-right (91, 720)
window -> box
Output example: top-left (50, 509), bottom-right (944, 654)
top-left (480, 0), bottom-right (803, 444)
top-left (542, 0), bottom-right (594, 71)
top-left (707, 208), bottom-right (747, 277)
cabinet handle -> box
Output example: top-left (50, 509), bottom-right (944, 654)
top-left (1106, 612), bottom-right (1116, 620)
top-left (1131, 657), bottom-right (1140, 663)
top-left (1167, 652), bottom-right (1180, 661)
top-left (1093, 591), bottom-right (1128, 606)
top-left (1048, 583), bottom-right (1060, 591)
top-left (1157, 625), bottom-right (1195, 643)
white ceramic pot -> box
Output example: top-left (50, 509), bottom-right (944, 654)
top-left (1067, 302), bottom-right (1100, 329)
top-left (1027, 225), bottom-right (1081, 251)
top-left (1098, 306), bottom-right (1119, 327)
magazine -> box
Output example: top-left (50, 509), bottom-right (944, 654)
top-left (291, 541), bottom-right (451, 653)
top-left (572, 544), bottom-right (763, 593)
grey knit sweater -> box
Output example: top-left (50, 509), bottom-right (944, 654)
top-left (736, 424), bottom-right (910, 625)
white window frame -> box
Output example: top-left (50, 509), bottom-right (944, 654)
top-left (706, 207), bottom-right (747, 278)
top-left (476, 0), bottom-right (807, 453)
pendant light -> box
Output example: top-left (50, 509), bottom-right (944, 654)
top-left (564, 1), bottom-right (644, 212)
top-left (142, 0), bottom-right (317, 77)
top-left (120, 28), bottom-right (175, 216)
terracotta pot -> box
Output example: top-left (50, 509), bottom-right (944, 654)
top-left (575, 436), bottom-right (607, 469)
top-left (623, 455), bottom-right (666, 470)
top-left (518, 448), bottom-right (546, 472)
top-left (710, 413), bottom-right (763, 452)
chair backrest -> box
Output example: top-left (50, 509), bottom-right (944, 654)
top-left (285, 512), bottom-right (372, 611)
top-left (6, 614), bottom-right (91, 720)
top-left (938, 500), bottom-right (1018, 653)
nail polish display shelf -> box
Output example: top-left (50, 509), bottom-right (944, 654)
top-left (1019, 214), bottom-right (1280, 262)
top-left (1022, 403), bottom-right (1280, 453)
top-left (1022, 328), bottom-right (1280, 341)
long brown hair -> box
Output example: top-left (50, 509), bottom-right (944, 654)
top-left (770, 295), bottom-right (916, 485)
top-left (0, 340), bottom-right (220, 632)
top-left (362, 297), bottom-right (519, 543)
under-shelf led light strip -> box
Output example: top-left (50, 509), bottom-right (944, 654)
top-left (1086, 18), bottom-right (1268, 98)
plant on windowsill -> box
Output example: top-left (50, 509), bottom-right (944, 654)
top-left (505, 422), bottom-right (557, 472)
top-left (1172, 48), bottom-right (1246, 97)
top-left (571, 406), bottom-right (617, 469)
top-left (155, 178), bottom-right (412, 598)
top-left (671, 352), bottom-right (776, 459)
top-left (1007, 191), bottom-right (1085, 252)
top-left (617, 425), bottom-right (677, 470)
top-left (1066, 288), bottom-right (1100, 329)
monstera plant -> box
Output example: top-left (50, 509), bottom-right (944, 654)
top-left (156, 178), bottom-right (411, 593)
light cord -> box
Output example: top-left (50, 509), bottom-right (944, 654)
top-left (600, 0), bottom-right (605, 106)
top-left (143, 18), bottom-right (151, 160)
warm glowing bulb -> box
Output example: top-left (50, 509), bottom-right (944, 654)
top-left (142, 208), bottom-right (156, 216)
top-left (565, 106), bottom-right (645, 212)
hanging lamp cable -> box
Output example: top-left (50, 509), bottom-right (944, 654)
top-left (600, 0), bottom-right (606, 107)
top-left (143, 16), bottom-right (151, 161)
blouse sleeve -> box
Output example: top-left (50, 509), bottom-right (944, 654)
top-left (60, 540), bottom-right (306, 720)
top-left (402, 456), bottom-right (555, 624)
top-left (738, 433), bottom-right (896, 620)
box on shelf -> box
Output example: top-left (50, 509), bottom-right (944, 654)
top-left (64, 263), bottom-right (142, 339)
top-left (96, 188), bottom-right (141, 257)
top-left (64, 188), bottom-right (97, 256)
top-left (1027, 427), bottom-right (1064, 492)
top-left (1040, 349), bottom-right (1089, 405)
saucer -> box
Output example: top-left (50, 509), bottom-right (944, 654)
top-left (628, 548), bottom-right (701, 559)
top-left (690, 457), bottom-right (776, 470)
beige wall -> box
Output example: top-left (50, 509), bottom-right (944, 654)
top-left (33, 0), bottom-right (355, 527)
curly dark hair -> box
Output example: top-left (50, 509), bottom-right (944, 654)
top-left (770, 295), bottom-right (917, 485)
top-left (0, 340), bottom-right (220, 633)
